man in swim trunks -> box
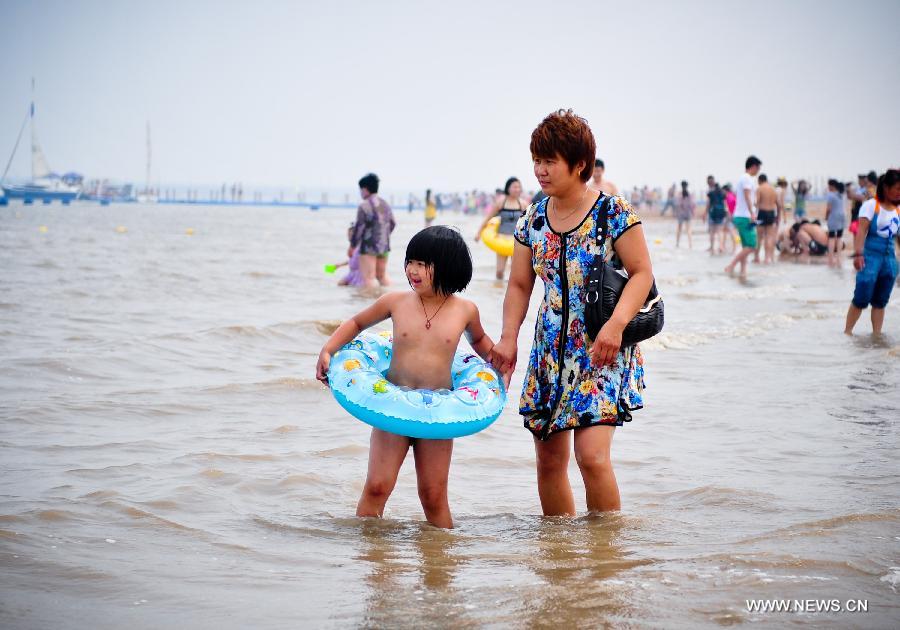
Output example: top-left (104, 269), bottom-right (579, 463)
top-left (756, 173), bottom-right (779, 264)
top-left (724, 156), bottom-right (761, 278)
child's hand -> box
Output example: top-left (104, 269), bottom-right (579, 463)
top-left (489, 338), bottom-right (517, 378)
top-left (315, 350), bottom-right (331, 387)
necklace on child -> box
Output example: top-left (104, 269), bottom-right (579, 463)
top-left (419, 294), bottom-right (449, 329)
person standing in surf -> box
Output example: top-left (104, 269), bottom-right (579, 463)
top-left (490, 109), bottom-right (653, 515)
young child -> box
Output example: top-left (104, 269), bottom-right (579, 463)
top-left (336, 223), bottom-right (364, 287)
top-left (315, 226), bottom-right (496, 528)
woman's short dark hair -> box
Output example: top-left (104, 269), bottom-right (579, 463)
top-left (876, 169), bottom-right (900, 203)
top-left (358, 173), bottom-right (379, 194)
top-left (405, 226), bottom-right (473, 295)
top-left (504, 177), bottom-right (520, 195)
top-left (745, 155), bottom-right (762, 170)
top-left (530, 109), bottom-right (596, 183)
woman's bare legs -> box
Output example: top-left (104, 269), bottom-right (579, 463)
top-left (574, 425), bottom-right (620, 512)
top-left (413, 438), bottom-right (454, 528)
top-left (375, 254), bottom-right (391, 286)
top-left (534, 431), bottom-right (575, 516)
top-left (495, 253), bottom-right (509, 280)
top-left (357, 428), bottom-right (410, 517)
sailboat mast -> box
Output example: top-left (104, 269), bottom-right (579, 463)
top-left (30, 78), bottom-right (35, 182)
top-left (145, 121), bottom-right (151, 193)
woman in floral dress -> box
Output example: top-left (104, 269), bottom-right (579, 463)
top-left (490, 110), bottom-right (654, 515)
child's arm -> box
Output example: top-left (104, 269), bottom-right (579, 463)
top-left (315, 293), bottom-right (397, 385)
top-left (463, 302), bottom-right (494, 362)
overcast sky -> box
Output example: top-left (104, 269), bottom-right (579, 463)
top-left (1, 0), bottom-right (897, 194)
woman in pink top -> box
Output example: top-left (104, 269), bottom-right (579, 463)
top-left (722, 183), bottom-right (738, 253)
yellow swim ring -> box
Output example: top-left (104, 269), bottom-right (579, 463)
top-left (480, 217), bottom-right (514, 258)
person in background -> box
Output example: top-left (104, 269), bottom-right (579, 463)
top-left (755, 173), bottom-right (779, 264)
top-left (590, 158), bottom-right (618, 196)
top-left (661, 183), bottom-right (676, 216)
top-left (675, 180), bottom-right (695, 248)
top-left (792, 179), bottom-right (810, 220)
top-left (722, 182), bottom-right (737, 253)
top-left (424, 189), bottom-right (437, 226)
top-left (825, 179), bottom-right (847, 267)
top-left (351, 173), bottom-right (396, 288)
top-left (847, 174), bottom-right (867, 234)
top-left (337, 222), bottom-right (365, 287)
top-left (845, 169), bottom-right (900, 335)
top-left (475, 176), bottom-right (529, 279)
top-left (776, 177), bottom-right (789, 223)
top-left (706, 175), bottom-right (727, 254)
top-left (724, 156), bottom-right (761, 278)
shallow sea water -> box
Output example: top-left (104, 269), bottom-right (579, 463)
top-left (1, 202), bottom-right (898, 629)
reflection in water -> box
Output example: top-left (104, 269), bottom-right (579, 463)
top-left (355, 518), bottom-right (471, 628)
top-left (521, 514), bottom-right (644, 628)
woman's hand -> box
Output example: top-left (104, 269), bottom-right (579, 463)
top-left (315, 350), bottom-right (331, 387)
top-left (489, 336), bottom-right (517, 387)
top-left (590, 322), bottom-right (623, 368)
top-left (853, 254), bottom-right (865, 272)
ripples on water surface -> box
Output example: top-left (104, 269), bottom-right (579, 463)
top-left (1, 203), bottom-right (898, 628)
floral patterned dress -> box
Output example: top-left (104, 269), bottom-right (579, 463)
top-left (514, 193), bottom-right (646, 440)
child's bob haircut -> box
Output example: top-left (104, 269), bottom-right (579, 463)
top-left (405, 226), bottom-right (473, 296)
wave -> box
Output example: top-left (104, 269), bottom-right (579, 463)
top-left (737, 510), bottom-right (900, 544)
top-left (641, 485), bottom-right (781, 510)
top-left (201, 377), bottom-right (322, 394)
top-left (641, 309), bottom-right (838, 351)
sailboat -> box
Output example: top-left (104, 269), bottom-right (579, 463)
top-left (1, 80), bottom-right (82, 204)
top-left (136, 121), bottom-right (157, 203)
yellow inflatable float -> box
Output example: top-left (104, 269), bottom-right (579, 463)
top-left (480, 217), bottom-right (515, 258)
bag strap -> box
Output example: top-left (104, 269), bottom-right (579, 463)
top-left (593, 194), bottom-right (614, 261)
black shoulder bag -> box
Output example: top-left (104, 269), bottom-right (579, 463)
top-left (584, 196), bottom-right (664, 346)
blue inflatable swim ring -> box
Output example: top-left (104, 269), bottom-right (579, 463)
top-left (327, 331), bottom-right (506, 439)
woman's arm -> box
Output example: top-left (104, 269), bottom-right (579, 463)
top-left (474, 200), bottom-right (503, 241)
top-left (590, 225), bottom-right (653, 368)
top-left (315, 293), bottom-right (396, 384)
top-left (490, 242), bottom-right (536, 383)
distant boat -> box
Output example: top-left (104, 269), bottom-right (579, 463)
top-left (1, 80), bottom-right (82, 204)
top-left (136, 120), bottom-right (157, 203)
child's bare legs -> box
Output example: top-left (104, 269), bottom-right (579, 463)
top-left (574, 425), bottom-right (620, 512)
top-left (357, 428), bottom-right (410, 518)
top-left (534, 431), bottom-right (576, 516)
top-left (412, 438), bottom-right (454, 528)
